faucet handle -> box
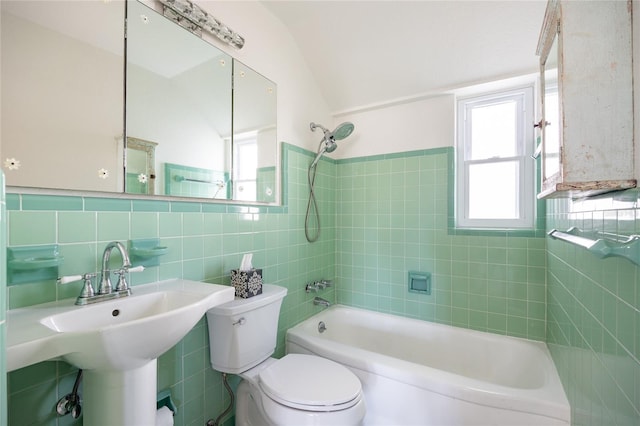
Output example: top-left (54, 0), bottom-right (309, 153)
top-left (58, 272), bottom-right (96, 295)
top-left (114, 266), bottom-right (144, 292)
top-left (58, 274), bottom-right (84, 285)
top-left (78, 273), bottom-right (96, 298)
top-left (320, 279), bottom-right (333, 288)
top-left (113, 269), bottom-right (129, 292)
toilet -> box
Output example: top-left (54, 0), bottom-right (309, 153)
top-left (206, 284), bottom-right (365, 426)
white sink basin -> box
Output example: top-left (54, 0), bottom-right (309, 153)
top-left (7, 279), bottom-right (235, 371)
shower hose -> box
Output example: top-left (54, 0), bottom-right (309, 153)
top-left (305, 163), bottom-right (321, 242)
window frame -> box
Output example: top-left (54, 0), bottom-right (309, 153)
top-left (232, 135), bottom-right (258, 201)
top-left (455, 85), bottom-right (535, 229)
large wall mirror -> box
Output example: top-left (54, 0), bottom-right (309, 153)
top-left (0, 0), bottom-right (278, 204)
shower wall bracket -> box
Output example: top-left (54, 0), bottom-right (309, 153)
top-left (547, 227), bottom-right (640, 267)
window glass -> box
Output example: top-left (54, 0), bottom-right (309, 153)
top-left (469, 101), bottom-right (517, 160)
top-left (468, 161), bottom-right (519, 219)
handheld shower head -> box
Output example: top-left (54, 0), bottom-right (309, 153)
top-left (306, 120), bottom-right (356, 243)
top-left (310, 122), bottom-right (354, 141)
top-left (331, 122), bottom-right (355, 141)
top-left (309, 121), bottom-right (355, 169)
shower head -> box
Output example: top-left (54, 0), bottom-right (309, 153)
top-left (331, 122), bottom-right (355, 141)
top-left (310, 122), bottom-right (355, 141)
top-left (309, 121), bottom-right (355, 168)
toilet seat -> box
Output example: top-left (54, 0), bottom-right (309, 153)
top-left (259, 354), bottom-right (362, 412)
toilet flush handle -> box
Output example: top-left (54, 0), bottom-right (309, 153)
top-left (233, 317), bottom-right (246, 326)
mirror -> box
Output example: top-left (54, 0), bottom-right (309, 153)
top-left (126, 137), bottom-right (158, 195)
top-left (0, 0), bottom-right (125, 192)
top-left (232, 61), bottom-right (277, 203)
top-left (0, 0), bottom-right (278, 204)
top-left (126, 0), bottom-right (233, 200)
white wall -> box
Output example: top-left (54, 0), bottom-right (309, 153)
top-left (194, 1), bottom-right (332, 153)
top-left (331, 95), bottom-right (455, 159)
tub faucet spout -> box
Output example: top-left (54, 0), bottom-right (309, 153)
top-left (313, 296), bottom-right (331, 308)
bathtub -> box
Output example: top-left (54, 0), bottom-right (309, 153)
top-left (286, 305), bottom-right (570, 426)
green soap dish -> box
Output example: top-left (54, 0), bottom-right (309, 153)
top-left (130, 247), bottom-right (168, 257)
top-left (7, 244), bottom-right (64, 285)
top-left (129, 238), bottom-right (169, 267)
top-left (9, 256), bottom-right (64, 270)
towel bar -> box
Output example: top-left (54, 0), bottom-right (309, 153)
top-left (548, 227), bottom-right (640, 266)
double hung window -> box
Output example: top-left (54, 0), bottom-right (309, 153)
top-left (456, 86), bottom-right (535, 229)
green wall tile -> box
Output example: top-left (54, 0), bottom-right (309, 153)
top-left (171, 201), bottom-right (201, 213)
top-left (131, 212), bottom-right (158, 238)
top-left (0, 325), bottom-right (5, 426)
top-left (335, 147), bottom-right (548, 339)
top-left (183, 213), bottom-right (204, 236)
top-left (6, 143), bottom-right (639, 426)
top-left (9, 211), bottom-right (56, 245)
top-left (7, 378), bottom-right (58, 425)
top-left (159, 213), bottom-right (183, 238)
top-left (1, 174), bottom-right (5, 426)
top-left (85, 197), bottom-right (132, 212)
top-left (58, 212), bottom-right (96, 243)
top-left (4, 144), bottom-right (319, 424)
top-left (98, 212), bottom-right (130, 241)
top-left (58, 243), bottom-right (98, 278)
top-left (132, 199), bottom-right (170, 212)
top-left (21, 195), bottom-right (83, 211)
top-left (183, 236), bottom-right (204, 260)
top-left (8, 281), bottom-right (56, 308)
top-left (547, 195), bottom-right (640, 425)
top-left (6, 193), bottom-right (20, 210)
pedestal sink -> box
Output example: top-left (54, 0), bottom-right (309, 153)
top-left (7, 279), bottom-right (235, 426)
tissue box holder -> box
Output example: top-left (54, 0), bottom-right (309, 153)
top-left (231, 268), bottom-right (263, 298)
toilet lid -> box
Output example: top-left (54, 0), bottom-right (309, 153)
top-left (259, 354), bottom-right (362, 412)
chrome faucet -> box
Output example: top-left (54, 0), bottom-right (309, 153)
top-left (98, 241), bottom-right (132, 295)
top-left (57, 242), bottom-right (143, 305)
top-left (313, 296), bottom-right (331, 308)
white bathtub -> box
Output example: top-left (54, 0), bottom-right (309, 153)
top-left (286, 305), bottom-right (570, 426)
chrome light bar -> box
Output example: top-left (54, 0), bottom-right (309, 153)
top-left (157, 0), bottom-right (245, 49)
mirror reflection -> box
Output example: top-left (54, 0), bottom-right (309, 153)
top-left (0, 0), bottom-right (125, 192)
top-left (126, 0), bottom-right (233, 199)
top-left (127, 0), bottom-right (278, 202)
top-left (232, 61), bottom-right (277, 203)
top-left (1, 0), bottom-right (278, 204)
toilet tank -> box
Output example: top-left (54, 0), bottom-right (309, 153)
top-left (206, 284), bottom-right (288, 374)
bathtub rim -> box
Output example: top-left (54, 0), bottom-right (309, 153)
top-left (286, 304), bottom-right (570, 424)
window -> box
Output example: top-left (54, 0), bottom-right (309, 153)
top-left (456, 86), bottom-right (535, 229)
top-left (233, 136), bottom-right (257, 201)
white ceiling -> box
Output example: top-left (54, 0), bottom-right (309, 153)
top-left (261, 0), bottom-right (547, 114)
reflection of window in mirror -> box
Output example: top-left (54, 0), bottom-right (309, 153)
top-left (233, 135), bottom-right (258, 201)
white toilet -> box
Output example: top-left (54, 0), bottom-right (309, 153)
top-left (206, 284), bottom-right (365, 426)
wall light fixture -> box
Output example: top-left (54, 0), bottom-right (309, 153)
top-left (157, 0), bottom-right (245, 49)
